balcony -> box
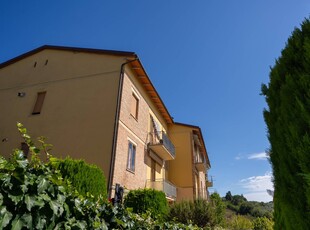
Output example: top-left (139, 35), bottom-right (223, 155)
top-left (146, 179), bottom-right (177, 200)
top-left (206, 178), bottom-right (213, 187)
top-left (195, 155), bottom-right (207, 172)
top-left (148, 131), bottom-right (175, 160)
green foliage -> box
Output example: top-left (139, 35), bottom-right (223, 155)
top-left (128, 211), bottom-right (201, 230)
top-left (210, 193), bottom-right (226, 226)
top-left (231, 194), bottom-right (247, 206)
top-left (262, 17), bottom-right (310, 229)
top-left (168, 198), bottom-right (193, 224)
top-left (124, 188), bottom-right (169, 220)
top-left (226, 215), bottom-right (253, 230)
top-left (225, 191), bottom-right (232, 201)
top-left (226, 202), bottom-right (239, 213)
top-left (0, 123), bottom-right (107, 229)
top-left (253, 217), bottom-right (274, 230)
top-left (224, 192), bottom-right (273, 219)
top-left (50, 157), bottom-right (107, 200)
top-left (238, 202), bottom-right (254, 215)
top-left (169, 193), bottom-right (225, 228)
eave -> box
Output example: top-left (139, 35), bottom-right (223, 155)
top-left (174, 122), bottom-right (211, 169)
top-left (129, 59), bottom-right (174, 124)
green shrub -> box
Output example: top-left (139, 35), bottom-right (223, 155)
top-left (0, 123), bottom-right (108, 229)
top-left (169, 193), bottom-right (225, 228)
top-left (124, 188), bottom-right (169, 220)
top-left (227, 215), bottom-right (253, 230)
top-left (50, 157), bottom-right (107, 199)
top-left (192, 199), bottom-right (214, 227)
top-left (253, 217), bottom-right (274, 230)
top-left (168, 198), bottom-right (214, 227)
top-left (210, 193), bottom-right (226, 226)
top-left (238, 202), bottom-right (254, 215)
top-left (226, 202), bottom-right (239, 212)
top-left (169, 199), bottom-right (194, 224)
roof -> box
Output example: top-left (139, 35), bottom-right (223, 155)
top-left (174, 122), bottom-right (211, 168)
top-left (0, 45), bottom-right (174, 124)
top-left (0, 45), bottom-right (136, 69)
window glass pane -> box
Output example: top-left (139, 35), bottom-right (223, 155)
top-left (127, 141), bottom-right (136, 171)
top-left (131, 145), bottom-right (136, 171)
top-left (127, 142), bottom-right (132, 169)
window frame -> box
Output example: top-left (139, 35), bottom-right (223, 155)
top-left (32, 91), bottom-right (47, 115)
top-left (130, 91), bottom-right (139, 120)
top-left (126, 141), bottom-right (136, 172)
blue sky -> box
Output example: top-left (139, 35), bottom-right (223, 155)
top-left (1, 1), bottom-right (309, 202)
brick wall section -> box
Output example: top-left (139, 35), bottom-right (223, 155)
top-left (112, 72), bottom-right (149, 190)
top-left (118, 72), bottom-right (149, 141)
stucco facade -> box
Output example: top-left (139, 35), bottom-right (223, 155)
top-left (169, 123), bottom-right (211, 201)
top-left (0, 48), bottom-right (129, 177)
top-left (0, 46), bottom-right (212, 201)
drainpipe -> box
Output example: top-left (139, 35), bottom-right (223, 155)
top-left (108, 57), bottom-right (138, 198)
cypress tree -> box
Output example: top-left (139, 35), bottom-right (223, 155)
top-left (262, 18), bottom-right (310, 229)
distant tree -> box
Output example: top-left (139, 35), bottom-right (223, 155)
top-left (262, 17), bottom-right (310, 229)
top-left (231, 194), bottom-right (247, 206)
top-left (225, 191), bottom-right (233, 201)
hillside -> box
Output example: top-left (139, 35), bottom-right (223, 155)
top-left (223, 191), bottom-right (273, 219)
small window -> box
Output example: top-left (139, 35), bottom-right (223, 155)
top-left (130, 93), bottom-right (139, 119)
top-left (21, 142), bottom-right (29, 158)
top-left (32, 91), bottom-right (46, 115)
top-left (127, 141), bottom-right (136, 172)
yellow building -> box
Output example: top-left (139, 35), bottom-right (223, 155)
top-left (169, 122), bottom-right (212, 201)
top-left (0, 45), bottom-right (212, 201)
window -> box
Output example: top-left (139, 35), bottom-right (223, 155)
top-left (127, 141), bottom-right (136, 172)
top-left (21, 142), bottom-right (29, 157)
top-left (130, 93), bottom-right (139, 119)
top-left (32, 91), bottom-right (46, 115)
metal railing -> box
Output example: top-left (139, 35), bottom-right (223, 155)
top-left (149, 131), bottom-right (176, 158)
top-left (206, 176), bottom-right (213, 187)
top-left (146, 179), bottom-right (177, 199)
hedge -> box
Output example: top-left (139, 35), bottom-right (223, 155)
top-left (50, 157), bottom-right (107, 199)
top-left (124, 188), bottom-right (169, 220)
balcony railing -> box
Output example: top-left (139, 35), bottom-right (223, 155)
top-left (195, 156), bottom-right (207, 172)
top-left (146, 179), bottom-right (177, 199)
top-left (148, 131), bottom-right (176, 160)
top-left (206, 178), bottom-right (213, 187)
